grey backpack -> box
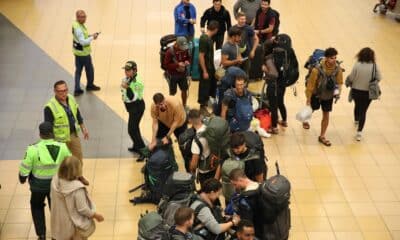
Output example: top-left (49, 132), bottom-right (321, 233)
top-left (137, 211), bottom-right (170, 240)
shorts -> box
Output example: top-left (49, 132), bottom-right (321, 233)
top-left (168, 75), bottom-right (188, 95)
top-left (311, 94), bottom-right (333, 112)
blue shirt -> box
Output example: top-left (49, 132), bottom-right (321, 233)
top-left (174, 2), bottom-right (196, 37)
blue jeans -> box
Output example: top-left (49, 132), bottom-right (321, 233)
top-left (74, 55), bottom-right (94, 91)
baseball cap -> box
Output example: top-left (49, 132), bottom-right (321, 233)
top-left (39, 122), bottom-right (53, 135)
top-left (122, 61), bottom-right (137, 71)
top-left (176, 37), bottom-right (189, 51)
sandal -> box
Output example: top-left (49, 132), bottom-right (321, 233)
top-left (278, 120), bottom-right (288, 127)
top-left (302, 122), bottom-right (310, 129)
top-left (318, 136), bottom-right (331, 147)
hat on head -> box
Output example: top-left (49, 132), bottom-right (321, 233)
top-left (176, 36), bottom-right (189, 51)
top-left (122, 61), bottom-right (137, 71)
top-left (39, 122), bottom-right (53, 136)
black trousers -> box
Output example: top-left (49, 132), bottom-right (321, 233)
top-left (156, 120), bottom-right (188, 140)
top-left (31, 191), bottom-right (50, 236)
top-left (198, 69), bottom-right (217, 106)
top-left (128, 100), bottom-right (146, 150)
top-left (74, 55), bottom-right (94, 92)
top-left (352, 89), bottom-right (372, 132)
top-left (267, 84), bottom-right (287, 128)
top-left (212, 33), bottom-right (225, 50)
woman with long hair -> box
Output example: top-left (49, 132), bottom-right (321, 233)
top-left (346, 47), bottom-right (382, 141)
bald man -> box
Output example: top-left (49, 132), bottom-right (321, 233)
top-left (72, 10), bottom-right (101, 96)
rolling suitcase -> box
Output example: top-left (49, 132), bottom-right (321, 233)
top-left (249, 44), bottom-right (264, 80)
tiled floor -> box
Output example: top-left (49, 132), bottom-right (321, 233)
top-left (1, 0), bottom-right (400, 239)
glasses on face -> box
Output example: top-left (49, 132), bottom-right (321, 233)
top-left (243, 233), bottom-right (255, 237)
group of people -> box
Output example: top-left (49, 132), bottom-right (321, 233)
top-left (17, 0), bottom-right (382, 239)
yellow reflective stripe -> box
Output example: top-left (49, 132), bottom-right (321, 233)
top-left (54, 124), bottom-right (69, 128)
top-left (20, 162), bottom-right (31, 170)
top-left (32, 173), bottom-right (53, 180)
top-left (34, 164), bottom-right (59, 170)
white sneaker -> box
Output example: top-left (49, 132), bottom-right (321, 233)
top-left (355, 132), bottom-right (362, 141)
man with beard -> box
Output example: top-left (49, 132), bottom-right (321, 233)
top-left (149, 93), bottom-right (187, 151)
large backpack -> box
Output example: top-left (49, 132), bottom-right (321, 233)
top-left (200, 117), bottom-right (230, 162)
top-left (134, 143), bottom-right (177, 204)
top-left (160, 34), bottom-right (177, 71)
top-left (242, 131), bottom-right (267, 178)
top-left (137, 211), bottom-right (170, 240)
top-left (158, 172), bottom-right (197, 226)
top-left (214, 67), bottom-right (247, 115)
top-left (272, 34), bottom-right (299, 87)
top-left (259, 162), bottom-right (291, 240)
top-left (225, 89), bottom-right (253, 132)
top-left (315, 65), bottom-right (340, 100)
top-left (221, 149), bottom-right (260, 202)
top-left (178, 127), bottom-right (202, 172)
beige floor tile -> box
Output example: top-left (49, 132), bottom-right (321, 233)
top-left (90, 220), bottom-right (114, 237)
top-left (302, 217), bottom-right (332, 232)
top-left (391, 231), bottom-right (400, 240)
top-left (356, 216), bottom-right (388, 232)
top-left (290, 216), bottom-right (305, 232)
top-left (114, 220), bottom-right (137, 237)
top-left (317, 189), bottom-right (347, 203)
top-left (5, 208), bottom-right (32, 224)
top-left (9, 194), bottom-right (31, 209)
top-left (342, 188), bottom-right (372, 202)
top-left (382, 215), bottom-right (400, 231)
top-left (288, 231), bottom-right (308, 240)
top-left (92, 193), bottom-right (117, 207)
top-left (362, 176), bottom-right (391, 190)
top-left (323, 202), bottom-right (353, 216)
top-left (337, 176), bottom-right (366, 190)
top-left (293, 190), bottom-right (321, 203)
top-left (308, 165), bottom-right (335, 178)
top-left (312, 177), bottom-right (341, 190)
top-left (362, 231), bottom-right (393, 240)
top-left (0, 196), bottom-right (12, 209)
top-left (306, 231), bottom-right (336, 240)
top-left (0, 223), bottom-right (31, 239)
top-left (328, 216), bottom-right (360, 231)
top-left (368, 189), bottom-right (398, 202)
top-left (376, 202), bottom-right (400, 216)
top-left (334, 231), bottom-right (364, 240)
top-left (296, 203), bottom-right (326, 217)
top-left (350, 202), bottom-right (380, 216)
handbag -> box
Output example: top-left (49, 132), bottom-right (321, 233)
top-left (368, 63), bottom-right (381, 100)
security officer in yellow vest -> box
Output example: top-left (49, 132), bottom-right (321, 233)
top-left (121, 61), bottom-right (147, 161)
top-left (73, 9), bottom-right (101, 96)
top-left (44, 80), bottom-right (89, 163)
top-left (19, 121), bottom-right (71, 240)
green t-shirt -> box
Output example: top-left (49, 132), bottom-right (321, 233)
top-left (199, 33), bottom-right (215, 72)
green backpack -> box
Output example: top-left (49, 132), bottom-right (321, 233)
top-left (221, 149), bottom-right (260, 202)
top-left (200, 117), bottom-right (230, 163)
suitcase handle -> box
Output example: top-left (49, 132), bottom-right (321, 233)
top-left (275, 162), bottom-right (280, 175)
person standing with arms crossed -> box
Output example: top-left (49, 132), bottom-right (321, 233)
top-left (120, 61), bottom-right (147, 161)
top-left (19, 122), bottom-right (71, 240)
top-left (73, 10), bottom-right (101, 96)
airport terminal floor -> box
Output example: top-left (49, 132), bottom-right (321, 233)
top-left (1, 0), bottom-right (400, 239)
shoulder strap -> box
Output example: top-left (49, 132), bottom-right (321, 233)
top-left (193, 135), bottom-right (203, 159)
top-left (169, 46), bottom-right (178, 64)
top-left (370, 63), bottom-right (376, 83)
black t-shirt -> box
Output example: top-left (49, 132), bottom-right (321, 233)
top-left (199, 33), bottom-right (215, 72)
top-left (231, 148), bottom-right (265, 181)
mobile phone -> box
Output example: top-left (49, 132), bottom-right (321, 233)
top-left (241, 57), bottom-right (249, 61)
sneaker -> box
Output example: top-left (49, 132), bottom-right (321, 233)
top-left (136, 154), bottom-right (146, 162)
top-left (355, 132), bottom-right (362, 141)
top-left (278, 120), bottom-right (288, 127)
top-left (86, 85), bottom-right (101, 91)
top-left (74, 89), bottom-right (84, 96)
top-left (267, 127), bottom-right (279, 134)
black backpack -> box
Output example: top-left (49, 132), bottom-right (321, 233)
top-left (242, 131), bottom-right (268, 179)
top-left (178, 127), bottom-right (202, 172)
top-left (158, 172), bottom-right (201, 227)
top-left (160, 34), bottom-right (177, 71)
top-left (131, 142), bottom-right (177, 204)
top-left (272, 34), bottom-right (299, 87)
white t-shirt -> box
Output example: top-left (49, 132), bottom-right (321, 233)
top-left (191, 125), bottom-right (211, 172)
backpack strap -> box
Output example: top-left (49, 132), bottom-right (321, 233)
top-left (169, 46), bottom-right (178, 64)
top-left (193, 135), bottom-right (203, 160)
